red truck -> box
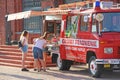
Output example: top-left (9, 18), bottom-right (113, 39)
top-left (50, 1), bottom-right (120, 78)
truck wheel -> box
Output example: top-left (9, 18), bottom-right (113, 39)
top-left (88, 56), bottom-right (103, 78)
top-left (57, 56), bottom-right (72, 71)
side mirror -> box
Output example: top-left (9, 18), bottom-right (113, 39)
top-left (95, 13), bottom-right (104, 22)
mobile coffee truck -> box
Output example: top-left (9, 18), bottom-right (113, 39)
top-left (7, 1), bottom-right (120, 77)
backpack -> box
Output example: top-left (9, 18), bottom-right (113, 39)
top-left (18, 41), bottom-right (23, 48)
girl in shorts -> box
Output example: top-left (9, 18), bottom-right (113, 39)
top-left (33, 32), bottom-right (47, 72)
top-left (20, 30), bottom-right (29, 71)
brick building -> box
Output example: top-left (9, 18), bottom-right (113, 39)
top-left (0, 0), bottom-right (119, 45)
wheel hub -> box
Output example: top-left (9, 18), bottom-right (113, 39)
top-left (57, 57), bottom-right (62, 68)
top-left (90, 60), bottom-right (97, 75)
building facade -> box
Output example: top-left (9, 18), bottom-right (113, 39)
top-left (0, 0), bottom-right (119, 45)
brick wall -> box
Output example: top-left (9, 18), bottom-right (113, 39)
top-left (0, 0), bottom-right (23, 45)
top-left (0, 0), bottom-right (6, 44)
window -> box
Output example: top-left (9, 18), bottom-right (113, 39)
top-left (22, 0), bottom-right (42, 33)
top-left (47, 22), bottom-right (54, 33)
top-left (80, 15), bottom-right (89, 32)
top-left (101, 13), bottom-right (120, 32)
top-left (23, 0), bottom-right (41, 8)
top-left (56, 23), bottom-right (61, 35)
top-left (92, 13), bottom-right (120, 33)
top-left (65, 16), bottom-right (78, 38)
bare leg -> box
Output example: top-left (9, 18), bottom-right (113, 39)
top-left (43, 52), bottom-right (47, 69)
top-left (34, 60), bottom-right (37, 70)
top-left (39, 59), bottom-right (46, 71)
top-left (35, 59), bottom-right (41, 72)
top-left (22, 53), bottom-right (27, 68)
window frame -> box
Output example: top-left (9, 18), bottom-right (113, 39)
top-left (80, 14), bottom-right (90, 32)
top-left (65, 15), bottom-right (79, 38)
top-left (22, 0), bottom-right (42, 33)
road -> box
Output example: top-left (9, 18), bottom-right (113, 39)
top-left (0, 65), bottom-right (120, 80)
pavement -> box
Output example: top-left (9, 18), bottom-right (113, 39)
top-left (0, 65), bottom-right (120, 80)
top-left (0, 65), bottom-right (94, 80)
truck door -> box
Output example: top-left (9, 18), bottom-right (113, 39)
top-left (77, 14), bottom-right (91, 63)
top-left (78, 14), bottom-right (91, 39)
top-left (63, 15), bottom-right (79, 61)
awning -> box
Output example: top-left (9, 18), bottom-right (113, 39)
top-left (7, 11), bottom-right (31, 21)
top-left (7, 10), bottom-right (70, 21)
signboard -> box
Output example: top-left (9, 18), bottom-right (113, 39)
top-left (60, 38), bottom-right (99, 48)
top-left (45, 15), bottom-right (62, 20)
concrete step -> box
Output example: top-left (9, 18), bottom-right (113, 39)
top-left (0, 55), bottom-right (34, 61)
top-left (0, 45), bottom-right (55, 68)
top-left (0, 45), bottom-right (33, 49)
top-left (0, 58), bottom-right (33, 65)
top-left (0, 57), bottom-right (55, 68)
top-left (0, 51), bottom-right (33, 57)
top-left (0, 62), bottom-right (22, 68)
top-left (0, 45), bottom-right (18, 48)
top-left (0, 51), bottom-right (52, 60)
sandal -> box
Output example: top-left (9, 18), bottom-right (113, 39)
top-left (43, 69), bottom-right (46, 72)
top-left (34, 69), bottom-right (37, 71)
top-left (38, 69), bottom-right (42, 72)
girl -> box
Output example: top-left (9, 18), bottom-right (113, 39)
top-left (20, 30), bottom-right (29, 71)
top-left (33, 32), bottom-right (47, 72)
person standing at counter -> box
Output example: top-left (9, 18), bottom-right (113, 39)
top-left (33, 32), bottom-right (47, 72)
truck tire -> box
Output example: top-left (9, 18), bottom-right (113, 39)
top-left (88, 56), bottom-right (103, 78)
top-left (52, 53), bottom-right (58, 63)
top-left (57, 56), bottom-right (72, 71)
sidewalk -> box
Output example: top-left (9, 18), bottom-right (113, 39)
top-left (0, 65), bottom-right (94, 80)
top-left (0, 66), bottom-right (59, 80)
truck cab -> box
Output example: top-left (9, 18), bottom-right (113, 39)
top-left (56, 1), bottom-right (120, 77)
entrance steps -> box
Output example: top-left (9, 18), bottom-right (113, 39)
top-left (0, 45), bottom-right (55, 68)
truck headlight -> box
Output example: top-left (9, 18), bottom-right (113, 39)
top-left (104, 48), bottom-right (113, 54)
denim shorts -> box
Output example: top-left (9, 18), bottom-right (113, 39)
top-left (33, 47), bottom-right (43, 59)
top-left (21, 45), bottom-right (28, 53)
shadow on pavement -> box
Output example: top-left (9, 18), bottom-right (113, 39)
top-left (44, 67), bottom-right (120, 80)
top-left (0, 72), bottom-right (43, 80)
top-left (29, 69), bottom-right (94, 80)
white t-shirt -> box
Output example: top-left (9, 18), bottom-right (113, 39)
top-left (33, 38), bottom-right (46, 49)
top-left (20, 36), bottom-right (28, 45)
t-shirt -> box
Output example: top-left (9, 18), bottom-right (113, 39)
top-left (33, 38), bottom-right (46, 49)
top-left (20, 36), bottom-right (28, 45)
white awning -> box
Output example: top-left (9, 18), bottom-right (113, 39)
top-left (7, 11), bottom-right (32, 21)
top-left (7, 10), bottom-right (70, 21)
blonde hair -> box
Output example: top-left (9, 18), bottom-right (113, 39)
top-left (40, 32), bottom-right (48, 39)
top-left (20, 30), bottom-right (29, 40)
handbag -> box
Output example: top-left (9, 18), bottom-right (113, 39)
top-left (18, 41), bottom-right (23, 48)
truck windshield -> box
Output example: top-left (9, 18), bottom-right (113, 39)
top-left (101, 13), bottom-right (120, 32)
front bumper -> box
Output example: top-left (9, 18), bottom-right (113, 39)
top-left (96, 59), bottom-right (120, 64)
